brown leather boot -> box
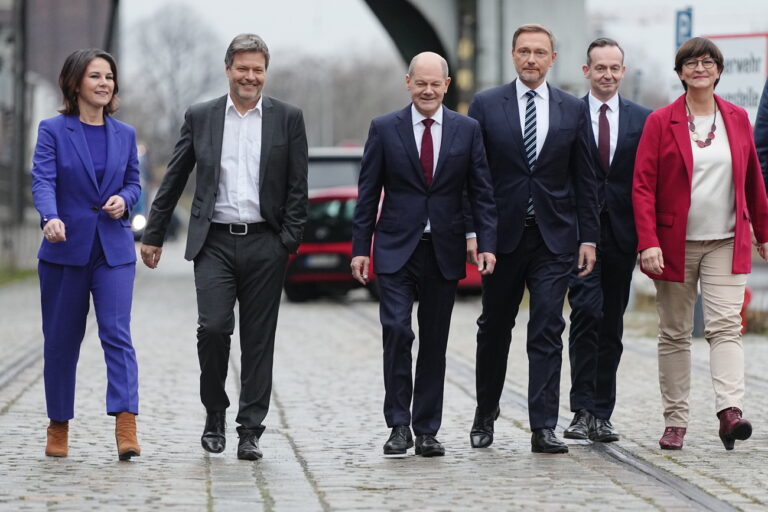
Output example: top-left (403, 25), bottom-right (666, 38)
top-left (115, 412), bottom-right (141, 461)
top-left (718, 407), bottom-right (752, 451)
top-left (659, 426), bottom-right (686, 450)
top-left (46, 420), bottom-right (69, 457)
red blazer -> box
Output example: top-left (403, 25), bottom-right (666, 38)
top-left (633, 94), bottom-right (768, 282)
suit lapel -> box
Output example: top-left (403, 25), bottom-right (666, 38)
top-left (716, 95), bottom-right (743, 180)
top-left (582, 95), bottom-right (602, 174)
top-left (99, 115), bottom-right (121, 193)
top-left (540, 84), bottom-right (562, 164)
top-left (611, 95), bottom-right (631, 173)
top-left (210, 95), bottom-right (227, 188)
top-left (434, 106), bottom-right (456, 184)
top-left (395, 106), bottom-right (424, 184)
top-left (65, 115), bottom-right (99, 191)
top-left (501, 81), bottom-right (528, 167)
top-left (259, 96), bottom-right (275, 192)
top-left (670, 95), bottom-right (694, 184)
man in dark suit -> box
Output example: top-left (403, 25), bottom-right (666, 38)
top-left (351, 51), bottom-right (497, 457)
top-left (563, 38), bottom-right (652, 443)
top-left (140, 34), bottom-right (308, 460)
top-left (755, 78), bottom-right (768, 182)
top-left (468, 24), bottom-right (599, 454)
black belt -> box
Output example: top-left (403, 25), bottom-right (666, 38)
top-left (523, 215), bottom-right (537, 228)
top-left (420, 232), bottom-right (432, 241)
top-left (210, 222), bottom-right (269, 235)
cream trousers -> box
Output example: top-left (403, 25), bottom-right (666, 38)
top-left (653, 238), bottom-right (746, 427)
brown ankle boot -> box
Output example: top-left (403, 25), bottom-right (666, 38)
top-left (115, 412), bottom-right (141, 461)
top-left (718, 407), bottom-right (752, 451)
top-left (46, 420), bottom-right (69, 457)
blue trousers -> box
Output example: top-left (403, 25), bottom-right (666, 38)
top-left (39, 235), bottom-right (138, 421)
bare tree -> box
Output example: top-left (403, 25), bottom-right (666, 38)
top-left (120, 3), bottom-right (225, 172)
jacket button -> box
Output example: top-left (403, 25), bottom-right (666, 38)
top-left (91, 206), bottom-right (99, 212)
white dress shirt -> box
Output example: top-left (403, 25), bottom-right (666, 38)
top-left (211, 94), bottom-right (264, 224)
top-left (412, 104), bottom-right (443, 233)
top-left (587, 92), bottom-right (620, 166)
top-left (515, 79), bottom-right (549, 159)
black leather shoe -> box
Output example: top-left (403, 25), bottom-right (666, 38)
top-left (590, 418), bottom-right (620, 443)
top-left (236, 427), bottom-right (263, 460)
top-left (383, 425), bottom-right (413, 455)
top-left (415, 435), bottom-right (445, 457)
top-left (563, 409), bottom-right (592, 440)
top-left (531, 428), bottom-right (569, 454)
top-left (470, 406), bottom-right (500, 448)
top-left (201, 411), bottom-right (226, 453)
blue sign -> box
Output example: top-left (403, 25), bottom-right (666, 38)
top-left (676, 8), bottom-right (693, 49)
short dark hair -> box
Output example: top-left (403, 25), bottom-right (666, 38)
top-left (674, 37), bottom-right (724, 90)
top-left (225, 33), bottom-right (270, 69)
top-left (58, 48), bottom-right (119, 116)
top-left (586, 38), bottom-right (624, 65)
top-left (512, 24), bottom-right (556, 52)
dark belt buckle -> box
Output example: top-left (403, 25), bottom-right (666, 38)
top-left (524, 215), bottom-right (537, 227)
top-left (229, 222), bottom-right (248, 235)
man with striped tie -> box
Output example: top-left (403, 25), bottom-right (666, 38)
top-left (466, 24), bottom-right (599, 453)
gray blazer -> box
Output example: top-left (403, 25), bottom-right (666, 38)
top-left (142, 94), bottom-right (308, 258)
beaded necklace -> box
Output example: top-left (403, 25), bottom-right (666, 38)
top-left (685, 101), bottom-right (717, 148)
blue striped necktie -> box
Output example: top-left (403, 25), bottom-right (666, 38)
top-left (523, 90), bottom-right (537, 216)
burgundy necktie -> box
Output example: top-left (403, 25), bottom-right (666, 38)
top-left (598, 103), bottom-right (610, 173)
top-left (420, 118), bottom-right (435, 186)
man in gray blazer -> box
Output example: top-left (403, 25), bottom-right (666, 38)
top-left (140, 34), bottom-right (308, 460)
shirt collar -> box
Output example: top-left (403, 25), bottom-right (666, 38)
top-left (226, 94), bottom-right (262, 117)
top-left (411, 104), bottom-right (443, 126)
top-left (588, 91), bottom-right (619, 114)
top-left (516, 79), bottom-right (549, 101)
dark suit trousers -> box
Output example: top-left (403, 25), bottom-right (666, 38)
top-left (378, 238), bottom-right (458, 436)
top-left (476, 225), bottom-right (574, 430)
top-left (193, 227), bottom-right (288, 435)
top-left (567, 213), bottom-right (636, 419)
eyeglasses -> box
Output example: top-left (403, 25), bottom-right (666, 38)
top-left (682, 58), bottom-right (717, 70)
top-left (515, 49), bottom-right (550, 59)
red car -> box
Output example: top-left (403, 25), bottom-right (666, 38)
top-left (284, 185), bottom-right (483, 301)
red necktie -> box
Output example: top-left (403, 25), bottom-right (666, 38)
top-left (598, 103), bottom-right (610, 172)
top-left (420, 118), bottom-right (435, 186)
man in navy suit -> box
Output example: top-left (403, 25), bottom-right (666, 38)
top-left (563, 38), bottom-right (652, 443)
top-left (755, 78), bottom-right (768, 182)
top-left (351, 52), bottom-right (497, 457)
top-left (468, 24), bottom-right (599, 453)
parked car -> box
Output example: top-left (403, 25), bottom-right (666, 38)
top-left (284, 147), bottom-right (483, 301)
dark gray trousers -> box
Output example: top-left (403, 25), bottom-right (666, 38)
top-left (193, 227), bottom-right (288, 435)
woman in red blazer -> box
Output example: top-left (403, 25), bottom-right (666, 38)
top-left (633, 37), bottom-right (768, 451)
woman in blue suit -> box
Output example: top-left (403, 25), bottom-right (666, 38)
top-left (32, 49), bottom-right (142, 460)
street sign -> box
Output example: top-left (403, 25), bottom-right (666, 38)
top-left (676, 8), bottom-right (693, 49)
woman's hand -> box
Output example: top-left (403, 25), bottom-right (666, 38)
top-left (758, 242), bottom-right (768, 262)
top-left (103, 195), bottom-right (126, 219)
top-left (43, 219), bottom-right (66, 243)
top-left (640, 246), bottom-right (665, 275)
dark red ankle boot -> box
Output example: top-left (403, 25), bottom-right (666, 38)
top-left (659, 426), bottom-right (686, 450)
top-left (718, 407), bottom-right (751, 451)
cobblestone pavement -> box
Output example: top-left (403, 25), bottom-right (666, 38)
top-left (1, 239), bottom-right (767, 511)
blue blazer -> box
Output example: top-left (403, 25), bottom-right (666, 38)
top-left (31, 114), bottom-right (141, 267)
top-left (582, 94), bottom-right (651, 253)
top-left (352, 105), bottom-right (497, 280)
top-left (755, 78), bottom-right (768, 183)
top-left (468, 80), bottom-right (599, 255)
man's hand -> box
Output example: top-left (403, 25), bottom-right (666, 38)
top-left (103, 195), bottom-right (126, 219)
top-left (477, 252), bottom-right (496, 275)
top-left (577, 244), bottom-right (597, 277)
top-left (43, 219), bottom-right (66, 243)
top-left (640, 246), bottom-right (664, 275)
top-left (140, 243), bottom-right (163, 269)
top-left (350, 256), bottom-right (370, 285)
top-left (466, 237), bottom-right (478, 265)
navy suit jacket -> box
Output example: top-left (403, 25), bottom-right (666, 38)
top-left (352, 105), bottom-right (497, 281)
top-left (755, 78), bottom-right (768, 184)
top-left (582, 94), bottom-right (651, 253)
top-left (31, 114), bottom-right (141, 267)
top-left (468, 80), bottom-right (599, 255)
